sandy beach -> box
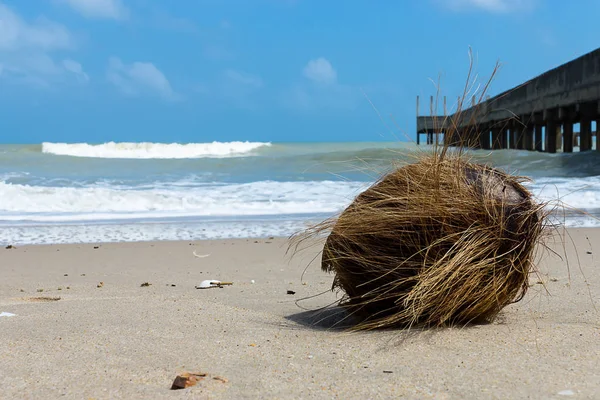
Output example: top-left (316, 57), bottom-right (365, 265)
top-left (0, 229), bottom-right (599, 399)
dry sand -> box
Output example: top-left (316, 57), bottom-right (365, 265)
top-left (0, 229), bottom-right (599, 399)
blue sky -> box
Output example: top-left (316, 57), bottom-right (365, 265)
top-left (0, 0), bottom-right (598, 144)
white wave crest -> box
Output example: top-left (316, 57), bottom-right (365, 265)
top-left (529, 176), bottom-right (600, 209)
top-left (0, 180), bottom-right (367, 222)
top-left (41, 141), bottom-right (272, 159)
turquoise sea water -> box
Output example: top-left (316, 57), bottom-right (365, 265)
top-left (1, 141), bottom-right (599, 245)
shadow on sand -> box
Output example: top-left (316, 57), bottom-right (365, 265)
top-left (285, 304), bottom-right (494, 338)
top-left (284, 306), bottom-right (359, 331)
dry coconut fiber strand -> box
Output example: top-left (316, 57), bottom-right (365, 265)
top-left (293, 89), bottom-right (548, 330)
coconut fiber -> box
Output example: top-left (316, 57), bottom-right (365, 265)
top-left (310, 152), bottom-right (546, 330)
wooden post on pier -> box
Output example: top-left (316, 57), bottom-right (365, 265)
top-left (457, 129), bottom-right (465, 147)
top-left (429, 96), bottom-right (435, 145)
top-left (416, 96), bottom-right (420, 145)
top-left (491, 126), bottom-right (501, 150)
top-left (443, 96), bottom-right (447, 116)
top-left (546, 122), bottom-right (558, 154)
top-left (543, 109), bottom-right (558, 153)
top-left (480, 125), bottom-right (491, 150)
top-left (509, 124), bottom-right (518, 149)
top-left (515, 123), bottom-right (526, 150)
top-left (524, 124), bottom-right (534, 150)
top-left (430, 96), bottom-right (433, 118)
top-left (580, 117), bottom-right (592, 151)
top-left (508, 121), bottom-right (523, 150)
top-left (563, 120), bottom-right (574, 153)
top-left (500, 126), bottom-right (508, 149)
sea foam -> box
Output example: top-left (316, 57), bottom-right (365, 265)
top-left (0, 180), bottom-right (367, 223)
top-left (529, 176), bottom-right (600, 210)
top-left (41, 141), bottom-right (272, 159)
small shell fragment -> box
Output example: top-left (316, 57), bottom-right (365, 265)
top-left (195, 280), bottom-right (233, 289)
top-left (0, 312), bottom-right (16, 318)
top-left (193, 251), bottom-right (211, 258)
top-left (170, 372), bottom-right (207, 390)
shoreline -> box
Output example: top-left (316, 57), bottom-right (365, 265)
top-left (0, 219), bottom-right (321, 247)
top-left (2, 205), bottom-right (600, 247)
top-left (2, 217), bottom-right (600, 248)
top-left (1, 230), bottom-right (598, 398)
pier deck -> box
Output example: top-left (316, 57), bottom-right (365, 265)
top-left (417, 47), bottom-right (600, 152)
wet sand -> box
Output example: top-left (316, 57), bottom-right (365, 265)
top-left (0, 229), bottom-right (599, 399)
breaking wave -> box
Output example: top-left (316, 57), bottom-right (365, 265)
top-left (0, 180), bottom-right (366, 222)
top-left (41, 141), bottom-right (272, 159)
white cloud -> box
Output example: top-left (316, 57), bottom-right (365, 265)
top-left (107, 57), bottom-right (180, 100)
top-left (442, 0), bottom-right (536, 12)
top-left (0, 4), bottom-right (73, 51)
top-left (62, 59), bottom-right (89, 82)
top-left (0, 3), bottom-right (85, 86)
top-left (303, 57), bottom-right (337, 85)
top-left (57, 0), bottom-right (127, 20)
top-left (284, 58), bottom-right (359, 111)
top-left (282, 57), bottom-right (359, 111)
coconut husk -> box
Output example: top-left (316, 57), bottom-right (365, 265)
top-left (291, 57), bottom-right (550, 330)
top-left (295, 151), bottom-right (547, 330)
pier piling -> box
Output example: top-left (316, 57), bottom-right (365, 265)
top-left (580, 118), bottom-right (592, 151)
top-left (546, 118), bottom-right (558, 154)
top-left (563, 121), bottom-right (574, 153)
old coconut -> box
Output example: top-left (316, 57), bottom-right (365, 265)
top-left (313, 153), bottom-right (546, 329)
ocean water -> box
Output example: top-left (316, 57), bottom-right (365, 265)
top-left (1, 141), bottom-right (599, 245)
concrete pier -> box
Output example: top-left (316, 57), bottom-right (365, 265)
top-left (416, 47), bottom-right (600, 152)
